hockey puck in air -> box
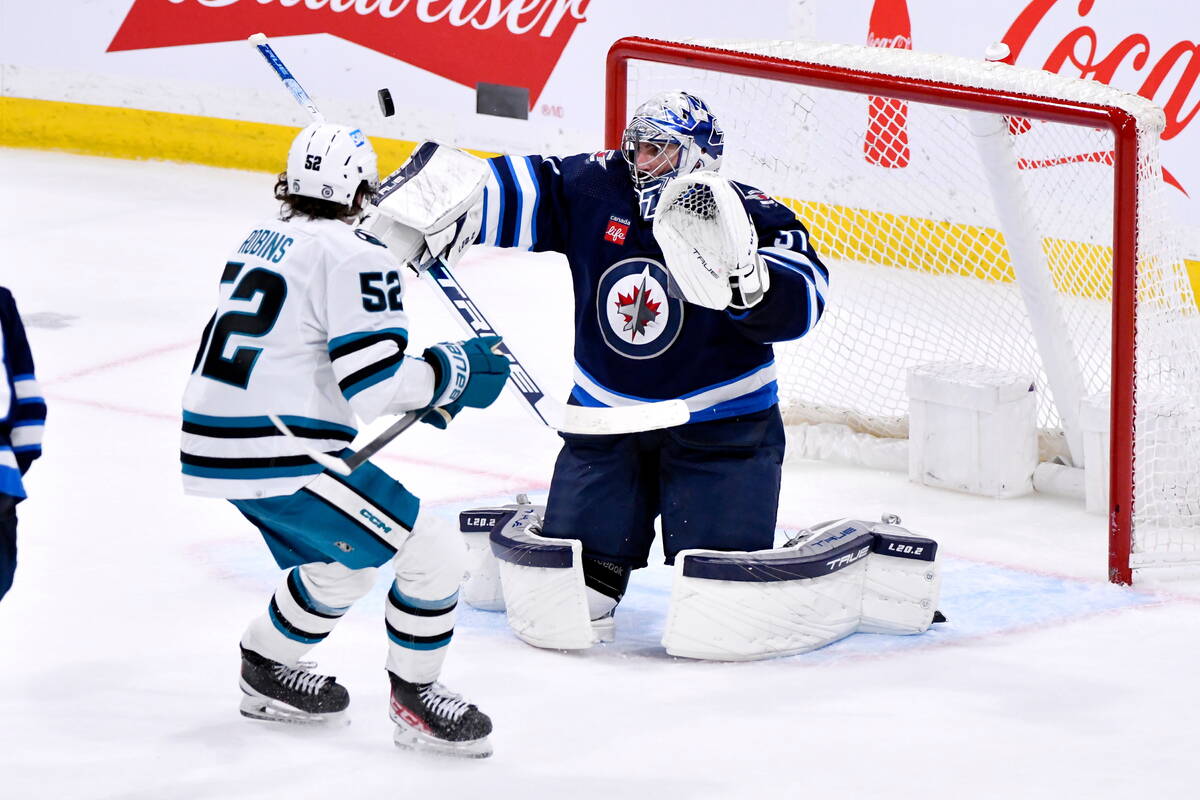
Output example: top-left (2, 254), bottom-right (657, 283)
top-left (377, 88), bottom-right (395, 117)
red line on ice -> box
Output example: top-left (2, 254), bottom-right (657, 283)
top-left (44, 339), bottom-right (195, 386)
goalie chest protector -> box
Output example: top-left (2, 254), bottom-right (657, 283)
top-left (482, 151), bottom-right (827, 424)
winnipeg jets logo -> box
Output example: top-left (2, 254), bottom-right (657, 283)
top-left (614, 271), bottom-right (661, 339)
top-left (597, 258), bottom-right (684, 360)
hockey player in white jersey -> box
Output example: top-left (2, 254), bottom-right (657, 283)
top-left (181, 122), bottom-right (509, 758)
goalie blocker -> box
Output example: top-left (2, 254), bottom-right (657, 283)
top-left (368, 141), bottom-right (487, 273)
top-left (461, 504), bottom-right (943, 660)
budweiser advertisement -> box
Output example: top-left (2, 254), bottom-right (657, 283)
top-left (0, 0), bottom-right (803, 154)
top-left (107, 0), bottom-right (592, 109)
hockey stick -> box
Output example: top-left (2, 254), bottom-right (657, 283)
top-left (249, 34), bottom-right (690, 436)
top-left (266, 410), bottom-right (429, 476)
top-left (248, 33), bottom-right (324, 122)
top-left (421, 262), bottom-right (690, 435)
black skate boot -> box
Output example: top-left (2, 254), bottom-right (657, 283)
top-left (388, 672), bottom-right (493, 758)
top-left (239, 646), bottom-right (349, 725)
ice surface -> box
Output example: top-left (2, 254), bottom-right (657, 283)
top-left (1, 150), bottom-right (1197, 800)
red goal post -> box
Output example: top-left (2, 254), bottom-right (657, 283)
top-left (605, 36), bottom-right (1197, 586)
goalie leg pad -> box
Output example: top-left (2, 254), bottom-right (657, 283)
top-left (460, 521), bottom-right (507, 612)
top-left (662, 528), bottom-right (873, 661)
top-left (490, 508), bottom-right (598, 650)
top-left (458, 498), bottom-right (544, 611)
top-left (662, 518), bottom-right (941, 661)
top-left (860, 525), bottom-right (941, 635)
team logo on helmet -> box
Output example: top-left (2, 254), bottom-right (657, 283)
top-left (596, 258), bottom-right (684, 360)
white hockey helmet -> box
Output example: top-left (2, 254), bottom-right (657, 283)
top-left (285, 122), bottom-right (379, 207)
top-left (620, 91), bottom-right (724, 189)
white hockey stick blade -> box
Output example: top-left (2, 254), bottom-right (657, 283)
top-left (266, 414), bottom-right (352, 476)
top-left (535, 398), bottom-right (691, 436)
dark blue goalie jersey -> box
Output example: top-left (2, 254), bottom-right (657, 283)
top-left (479, 151), bottom-right (829, 424)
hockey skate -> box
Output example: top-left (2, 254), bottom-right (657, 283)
top-left (238, 646), bottom-right (350, 725)
top-left (388, 672), bottom-right (493, 758)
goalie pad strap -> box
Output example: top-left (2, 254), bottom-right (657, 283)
top-left (490, 519), bottom-right (574, 569)
top-left (459, 507), bottom-right (516, 534)
top-left (872, 532), bottom-right (938, 561)
top-left (681, 531), bottom-right (874, 581)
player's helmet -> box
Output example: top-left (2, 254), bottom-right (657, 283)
top-left (620, 91), bottom-right (724, 189)
top-left (285, 122), bottom-right (379, 207)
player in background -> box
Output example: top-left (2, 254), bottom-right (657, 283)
top-left (0, 287), bottom-right (46, 602)
top-left (469, 92), bottom-right (830, 630)
top-left (181, 123), bottom-right (509, 758)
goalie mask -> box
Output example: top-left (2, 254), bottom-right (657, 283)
top-left (286, 122), bottom-right (379, 207)
top-left (620, 91), bottom-right (724, 191)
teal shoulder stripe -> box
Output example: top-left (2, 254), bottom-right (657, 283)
top-left (328, 328), bottom-right (409, 353)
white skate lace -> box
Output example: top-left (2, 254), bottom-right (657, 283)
top-left (272, 662), bottom-right (331, 695)
top-left (419, 683), bottom-right (470, 722)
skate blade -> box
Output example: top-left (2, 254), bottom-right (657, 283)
top-left (392, 722), bottom-right (493, 759)
top-left (239, 692), bottom-right (349, 727)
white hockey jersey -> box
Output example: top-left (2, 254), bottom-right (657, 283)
top-left (181, 216), bottom-right (436, 499)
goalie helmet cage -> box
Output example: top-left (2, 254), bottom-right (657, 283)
top-left (605, 37), bottom-right (1200, 585)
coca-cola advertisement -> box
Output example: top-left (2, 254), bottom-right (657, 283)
top-left (821, 0), bottom-right (1199, 253)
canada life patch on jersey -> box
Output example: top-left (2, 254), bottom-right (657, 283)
top-left (596, 258), bottom-right (684, 360)
top-left (604, 216), bottom-right (630, 245)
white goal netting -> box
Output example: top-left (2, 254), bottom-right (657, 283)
top-left (620, 39), bottom-right (1200, 576)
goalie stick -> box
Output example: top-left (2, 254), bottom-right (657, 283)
top-left (248, 35), bottom-right (690, 436)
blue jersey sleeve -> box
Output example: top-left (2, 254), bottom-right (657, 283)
top-left (1, 288), bottom-right (45, 491)
top-left (479, 153), bottom-right (584, 254)
top-left (725, 184), bottom-right (830, 344)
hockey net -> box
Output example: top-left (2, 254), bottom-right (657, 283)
top-left (608, 37), bottom-right (1200, 583)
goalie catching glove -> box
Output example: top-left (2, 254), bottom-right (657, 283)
top-left (652, 171), bottom-right (771, 310)
top-left (420, 335), bottom-right (511, 429)
top-left (368, 141), bottom-right (487, 272)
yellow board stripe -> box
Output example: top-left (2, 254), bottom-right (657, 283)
top-left (782, 198), bottom-right (1200, 308)
top-left (0, 96), bottom-right (497, 174)
top-left (3, 96), bottom-right (1197, 306)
